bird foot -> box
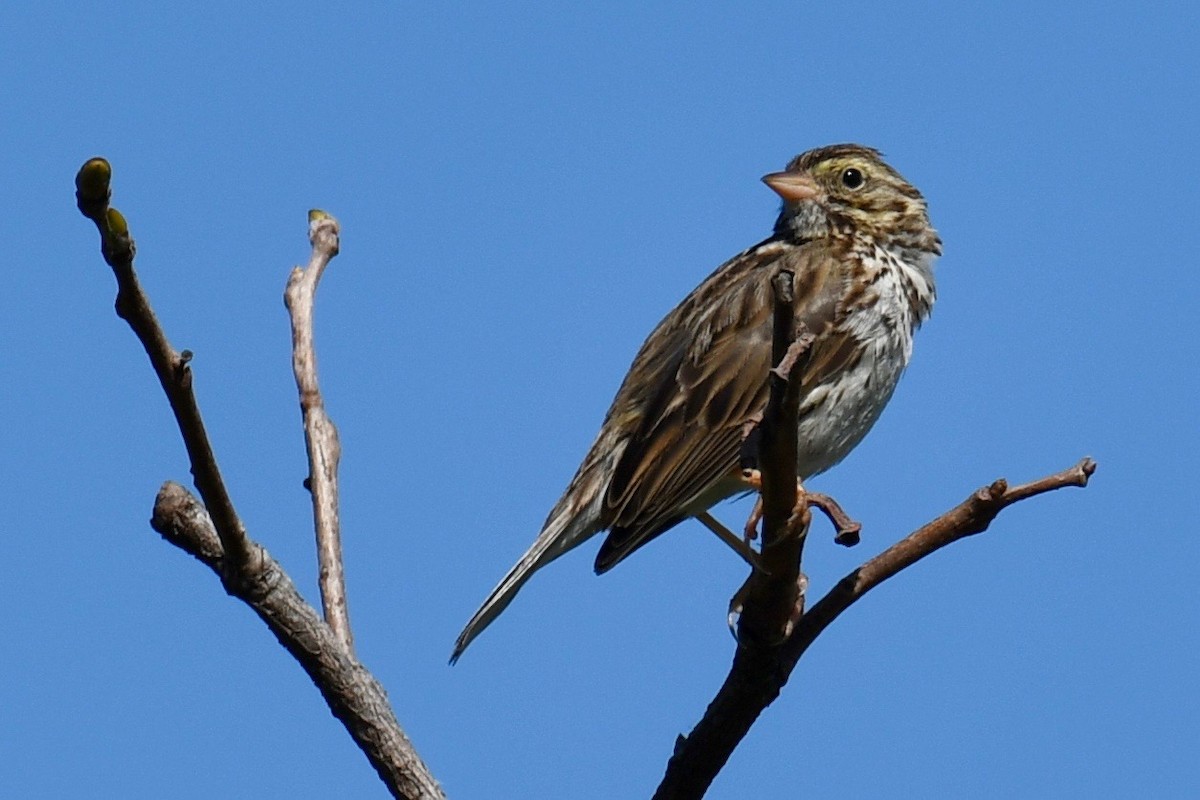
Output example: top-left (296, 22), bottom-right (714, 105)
top-left (739, 468), bottom-right (861, 546)
top-left (739, 468), bottom-right (766, 542)
top-left (727, 571), bottom-right (808, 642)
top-left (739, 468), bottom-right (808, 543)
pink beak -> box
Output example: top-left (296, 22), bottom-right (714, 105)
top-left (762, 171), bottom-right (820, 202)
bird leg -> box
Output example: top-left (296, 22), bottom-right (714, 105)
top-left (695, 510), bottom-right (765, 572)
top-left (737, 416), bottom-right (766, 543)
top-left (725, 468), bottom-right (820, 643)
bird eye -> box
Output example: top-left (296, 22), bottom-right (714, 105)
top-left (840, 167), bottom-right (865, 189)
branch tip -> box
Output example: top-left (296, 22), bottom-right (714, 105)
top-left (307, 209), bottom-right (341, 254)
top-left (834, 529), bottom-right (861, 547)
top-left (1078, 457), bottom-right (1097, 481)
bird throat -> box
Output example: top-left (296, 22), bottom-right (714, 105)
top-left (774, 200), bottom-right (830, 242)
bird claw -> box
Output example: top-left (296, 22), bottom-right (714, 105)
top-left (727, 600), bottom-right (744, 642)
top-left (782, 572), bottom-right (809, 638)
top-left (739, 468), bottom-right (766, 542)
top-left (727, 571), bottom-right (808, 643)
top-left (743, 495), bottom-right (764, 542)
top-left (719, 471), bottom-right (858, 643)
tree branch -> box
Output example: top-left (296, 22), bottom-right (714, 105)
top-left (653, 267), bottom-right (1098, 799)
top-left (784, 458), bottom-right (1096, 660)
top-left (75, 158), bottom-right (255, 571)
top-left (151, 483), bottom-right (443, 799)
top-left (732, 271), bottom-right (817, 647)
top-left (75, 159), bottom-right (445, 800)
top-left (285, 210), bottom-right (353, 651)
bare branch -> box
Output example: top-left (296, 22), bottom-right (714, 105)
top-left (284, 210), bottom-right (353, 651)
top-left (152, 484), bottom-right (444, 799)
top-left (75, 158), bottom-right (255, 571)
top-left (656, 458), bottom-right (1095, 799)
top-left (653, 265), bottom-right (1098, 799)
top-left (733, 270), bottom-right (815, 648)
top-left (75, 159), bottom-right (445, 800)
top-left (800, 459), bottom-right (1097, 630)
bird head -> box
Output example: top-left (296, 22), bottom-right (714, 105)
top-left (763, 144), bottom-right (941, 257)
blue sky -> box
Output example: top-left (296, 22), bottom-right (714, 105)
top-left (3, 2), bottom-right (1198, 797)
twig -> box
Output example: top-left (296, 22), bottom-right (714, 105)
top-left (806, 491), bottom-right (862, 547)
top-left (75, 159), bottom-right (444, 800)
top-left (794, 458), bottom-right (1097, 645)
top-left (75, 158), bottom-right (255, 572)
top-left (285, 210), bottom-right (353, 651)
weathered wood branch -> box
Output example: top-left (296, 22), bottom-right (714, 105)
top-left (151, 483), bottom-right (443, 798)
top-left (74, 159), bottom-right (444, 800)
top-left (285, 210), bottom-right (353, 651)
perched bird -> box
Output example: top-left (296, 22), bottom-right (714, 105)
top-left (452, 144), bottom-right (941, 662)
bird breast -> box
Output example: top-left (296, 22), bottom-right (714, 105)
top-left (795, 244), bottom-right (935, 479)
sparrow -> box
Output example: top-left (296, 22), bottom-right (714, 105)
top-left (452, 144), bottom-right (941, 661)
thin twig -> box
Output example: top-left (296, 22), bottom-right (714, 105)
top-left (75, 158), bottom-right (255, 571)
top-left (806, 491), bottom-right (862, 547)
top-left (794, 459), bottom-right (1097, 640)
top-left (284, 210), bottom-right (353, 651)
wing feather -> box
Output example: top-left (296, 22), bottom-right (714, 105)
top-left (594, 237), bottom-right (853, 571)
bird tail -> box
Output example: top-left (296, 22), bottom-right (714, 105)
top-left (450, 508), bottom-right (597, 663)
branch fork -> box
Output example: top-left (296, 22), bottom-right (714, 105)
top-left (75, 160), bottom-right (443, 800)
top-left (652, 267), bottom-right (1097, 800)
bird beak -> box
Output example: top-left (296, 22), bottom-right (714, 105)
top-left (762, 171), bottom-right (819, 202)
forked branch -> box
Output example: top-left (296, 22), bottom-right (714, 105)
top-left (152, 483), bottom-right (441, 798)
top-left (653, 267), bottom-right (1096, 799)
top-left (74, 159), bottom-right (444, 800)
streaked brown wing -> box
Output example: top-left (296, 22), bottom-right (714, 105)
top-left (593, 237), bottom-right (852, 572)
